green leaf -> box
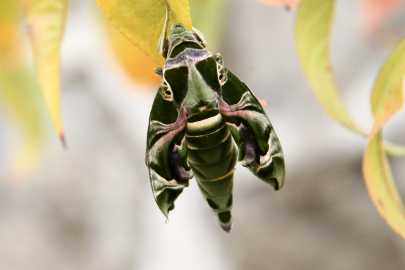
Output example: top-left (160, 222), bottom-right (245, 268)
top-left (189, 0), bottom-right (229, 53)
top-left (96, 0), bottom-right (192, 66)
top-left (0, 65), bottom-right (48, 181)
top-left (295, 0), bottom-right (364, 134)
top-left (363, 38), bottom-right (405, 239)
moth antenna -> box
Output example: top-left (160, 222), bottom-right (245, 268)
top-left (163, 0), bottom-right (169, 37)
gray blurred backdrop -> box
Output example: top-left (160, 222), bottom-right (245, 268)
top-left (1, 0), bottom-right (405, 269)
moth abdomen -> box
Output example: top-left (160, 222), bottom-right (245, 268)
top-left (185, 112), bottom-right (236, 180)
top-left (185, 112), bottom-right (237, 232)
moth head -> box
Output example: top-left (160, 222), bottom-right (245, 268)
top-left (166, 23), bottom-right (207, 57)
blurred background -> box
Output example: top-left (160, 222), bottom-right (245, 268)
top-left (1, 0), bottom-right (405, 269)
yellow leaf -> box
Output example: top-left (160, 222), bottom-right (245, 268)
top-left (106, 20), bottom-right (161, 86)
top-left (295, 0), bottom-right (405, 156)
top-left (0, 0), bottom-right (47, 181)
top-left (296, 0), bottom-right (405, 237)
top-left (258, 0), bottom-right (299, 9)
top-left (20, 0), bottom-right (68, 143)
top-left (363, 38), bottom-right (405, 239)
top-left (103, 0), bottom-right (229, 88)
top-left (96, 0), bottom-right (192, 66)
top-left (295, 0), bottom-right (364, 134)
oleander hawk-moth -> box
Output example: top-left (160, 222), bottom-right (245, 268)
top-left (145, 3), bottom-right (285, 232)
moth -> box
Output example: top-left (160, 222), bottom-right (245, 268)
top-left (145, 2), bottom-right (285, 232)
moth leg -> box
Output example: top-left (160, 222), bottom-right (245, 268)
top-left (192, 27), bottom-right (207, 48)
top-left (171, 144), bottom-right (193, 183)
top-left (154, 67), bottom-right (163, 78)
top-left (241, 124), bottom-right (257, 166)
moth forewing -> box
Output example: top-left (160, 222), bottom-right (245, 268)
top-left (218, 69), bottom-right (285, 190)
top-left (146, 88), bottom-right (192, 218)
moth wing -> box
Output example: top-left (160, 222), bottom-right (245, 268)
top-left (145, 89), bottom-right (193, 219)
top-left (218, 69), bottom-right (285, 190)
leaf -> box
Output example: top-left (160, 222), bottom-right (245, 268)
top-left (295, 0), bottom-right (405, 156)
top-left (0, 0), bottom-right (19, 51)
top-left (258, 0), bottom-right (300, 9)
top-left (295, 0), bottom-right (364, 134)
top-left (0, 66), bottom-right (48, 182)
top-left (188, 0), bottom-right (229, 53)
top-left (103, 0), bottom-right (228, 87)
top-left (363, 37), bottom-right (405, 239)
top-left (96, 0), bottom-right (192, 66)
top-left (0, 0), bottom-right (47, 181)
top-left (106, 19), bottom-right (162, 86)
top-left (296, 0), bottom-right (405, 240)
top-left (257, 98), bottom-right (269, 107)
top-left (359, 0), bottom-right (404, 36)
top-left (20, 0), bottom-right (68, 143)
top-left (382, 141), bottom-right (405, 157)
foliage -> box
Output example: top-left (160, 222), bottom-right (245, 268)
top-left (0, 0), bottom-right (48, 180)
top-left (96, 0), bottom-right (192, 66)
top-left (296, 0), bottom-right (405, 239)
top-left (363, 39), bottom-right (405, 237)
top-left (20, 0), bottom-right (67, 142)
top-left (1, 0), bottom-right (405, 239)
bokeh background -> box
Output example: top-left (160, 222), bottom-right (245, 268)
top-left (1, 0), bottom-right (405, 269)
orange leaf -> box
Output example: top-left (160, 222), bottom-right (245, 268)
top-left (258, 0), bottom-right (300, 9)
top-left (257, 98), bottom-right (269, 107)
top-left (359, 0), bottom-right (405, 35)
